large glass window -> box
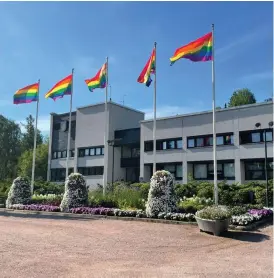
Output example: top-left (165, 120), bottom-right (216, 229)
top-left (224, 163), bottom-right (235, 178)
top-left (245, 161), bottom-right (273, 180)
top-left (188, 139), bottom-right (195, 148)
top-left (251, 132), bottom-right (261, 143)
top-left (188, 133), bottom-right (234, 148)
top-left (177, 139), bottom-right (183, 149)
top-left (240, 129), bottom-right (273, 144)
top-left (145, 138), bottom-right (182, 152)
top-left (196, 138), bottom-right (204, 147)
top-left (216, 136), bottom-right (224, 145)
top-left (194, 164), bottom-right (207, 179)
top-left (176, 165), bottom-right (183, 178)
top-left (156, 163), bottom-right (183, 180)
top-left (264, 131), bottom-right (273, 142)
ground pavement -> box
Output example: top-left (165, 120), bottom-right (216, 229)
top-left (0, 215), bottom-right (272, 278)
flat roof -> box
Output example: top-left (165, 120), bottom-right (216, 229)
top-left (140, 101), bottom-right (273, 123)
top-left (51, 101), bottom-right (144, 116)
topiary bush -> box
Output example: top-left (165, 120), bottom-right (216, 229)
top-left (6, 177), bottom-right (31, 208)
top-left (145, 170), bottom-right (177, 218)
top-left (60, 173), bottom-right (88, 212)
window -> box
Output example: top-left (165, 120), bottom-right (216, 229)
top-left (51, 168), bottom-right (73, 182)
top-left (85, 149), bottom-right (90, 156)
top-left (188, 139), bottom-right (195, 148)
top-left (251, 132), bottom-right (260, 143)
top-left (217, 136), bottom-right (224, 145)
top-left (177, 139), bottom-right (183, 149)
top-left (79, 149), bottom-right (85, 157)
top-left (156, 163), bottom-right (183, 180)
top-left (194, 164), bottom-right (207, 179)
top-left (245, 161), bottom-right (273, 180)
top-left (53, 152), bottom-right (57, 159)
top-left (132, 148), bottom-right (140, 157)
top-left (78, 146), bottom-right (104, 157)
top-left (70, 150), bottom-right (74, 157)
top-left (263, 131), bottom-right (273, 142)
top-left (240, 129), bottom-right (273, 144)
top-left (145, 141), bottom-right (153, 152)
top-left (61, 150), bottom-right (67, 158)
top-left (78, 166), bottom-right (104, 176)
top-left (188, 133), bottom-right (234, 148)
top-left (96, 147), bottom-right (101, 155)
top-left (193, 162), bottom-right (235, 180)
top-left (57, 152), bottom-right (62, 158)
top-left (144, 138), bottom-right (182, 152)
top-left (196, 138), bottom-right (204, 147)
top-left (53, 123), bottom-right (60, 130)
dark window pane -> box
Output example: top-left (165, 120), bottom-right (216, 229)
top-left (62, 151), bottom-right (67, 158)
top-left (205, 136), bottom-right (213, 146)
top-left (224, 135), bottom-right (234, 145)
top-left (57, 152), bottom-right (62, 158)
top-left (70, 150), bottom-right (74, 157)
top-left (176, 165), bottom-right (183, 178)
top-left (102, 147), bottom-right (104, 155)
top-left (132, 148), bottom-right (140, 157)
top-left (145, 142), bottom-right (153, 152)
top-left (196, 138), bottom-right (204, 147)
top-left (167, 140), bottom-right (175, 149)
top-left (194, 164), bottom-right (207, 179)
top-left (79, 149), bottom-right (85, 157)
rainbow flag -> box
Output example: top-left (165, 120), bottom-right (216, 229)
top-left (85, 63), bottom-right (107, 92)
top-left (13, 83), bottom-right (39, 105)
top-left (170, 32), bottom-right (213, 65)
top-left (45, 74), bottom-right (72, 100)
top-left (137, 48), bottom-right (156, 87)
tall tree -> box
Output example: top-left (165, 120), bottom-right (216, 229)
top-left (21, 115), bottom-right (43, 153)
top-left (228, 88), bottom-right (256, 107)
top-left (17, 142), bottom-right (49, 181)
top-left (0, 115), bottom-right (22, 179)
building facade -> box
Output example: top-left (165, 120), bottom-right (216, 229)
top-left (48, 101), bottom-right (273, 189)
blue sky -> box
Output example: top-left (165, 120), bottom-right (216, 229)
top-left (0, 1), bottom-right (273, 134)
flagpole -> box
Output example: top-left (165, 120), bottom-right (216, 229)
top-left (66, 68), bottom-right (74, 178)
top-left (31, 79), bottom-right (40, 195)
top-left (212, 24), bottom-right (218, 205)
top-left (103, 57), bottom-right (109, 195)
top-left (153, 42), bottom-right (157, 175)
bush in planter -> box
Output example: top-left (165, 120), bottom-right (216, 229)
top-left (60, 173), bottom-right (88, 212)
top-left (6, 177), bottom-right (31, 208)
top-left (145, 170), bottom-right (177, 218)
top-left (196, 206), bottom-right (232, 221)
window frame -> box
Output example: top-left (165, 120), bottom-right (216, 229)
top-left (240, 128), bottom-right (273, 145)
top-left (244, 160), bottom-right (273, 180)
top-left (144, 138), bottom-right (183, 152)
top-left (156, 162), bottom-right (183, 180)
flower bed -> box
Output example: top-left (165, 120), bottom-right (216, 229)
top-left (231, 209), bottom-right (273, 226)
top-left (11, 204), bottom-right (60, 212)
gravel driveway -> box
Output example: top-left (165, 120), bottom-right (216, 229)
top-left (0, 215), bottom-right (272, 278)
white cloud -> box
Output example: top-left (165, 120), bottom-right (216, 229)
top-left (142, 105), bottom-right (199, 120)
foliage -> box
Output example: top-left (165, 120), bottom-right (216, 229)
top-left (33, 181), bottom-right (64, 195)
top-left (229, 206), bottom-right (248, 216)
top-left (130, 182), bottom-right (150, 199)
top-left (11, 204), bottom-right (60, 212)
top-left (20, 115), bottom-right (43, 153)
top-left (228, 88), bottom-right (256, 107)
top-left (174, 183), bottom-right (198, 199)
top-left (0, 115), bottom-right (21, 180)
top-left (254, 186), bottom-right (273, 207)
top-left (17, 143), bottom-right (49, 180)
top-left (60, 173), bottom-right (88, 212)
top-left (6, 177), bottom-right (31, 208)
top-left (146, 170), bottom-right (177, 218)
top-left (31, 194), bottom-right (63, 206)
top-left (196, 206), bottom-right (232, 220)
top-left (178, 196), bottom-right (213, 213)
top-left (88, 190), bottom-right (118, 208)
top-left (197, 186), bottom-right (213, 199)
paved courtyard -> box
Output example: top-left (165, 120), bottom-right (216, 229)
top-left (0, 215), bottom-right (272, 278)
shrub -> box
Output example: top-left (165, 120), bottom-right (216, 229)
top-left (196, 206), bottom-right (231, 220)
top-left (146, 170), bottom-right (177, 218)
top-left (33, 181), bottom-right (64, 195)
top-left (31, 194), bottom-right (63, 206)
top-left (6, 177), bottom-right (31, 208)
top-left (174, 183), bottom-right (197, 199)
top-left (178, 196), bottom-right (213, 213)
top-left (229, 206), bottom-right (248, 216)
top-left (254, 187), bottom-right (273, 207)
top-left (60, 173), bottom-right (88, 212)
top-left (130, 183), bottom-right (150, 199)
top-left (232, 188), bottom-right (251, 205)
top-left (197, 186), bottom-right (213, 199)
top-left (88, 190), bottom-right (118, 208)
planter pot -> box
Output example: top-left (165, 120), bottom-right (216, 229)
top-left (195, 216), bottom-right (230, 236)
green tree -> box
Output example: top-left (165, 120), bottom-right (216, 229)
top-left (17, 142), bottom-right (48, 181)
top-left (21, 115), bottom-right (43, 153)
top-left (228, 88), bottom-right (256, 107)
top-left (0, 115), bottom-right (22, 179)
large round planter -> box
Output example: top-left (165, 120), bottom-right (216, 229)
top-left (195, 216), bottom-right (230, 236)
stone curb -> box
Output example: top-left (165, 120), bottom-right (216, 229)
top-left (0, 208), bottom-right (272, 230)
